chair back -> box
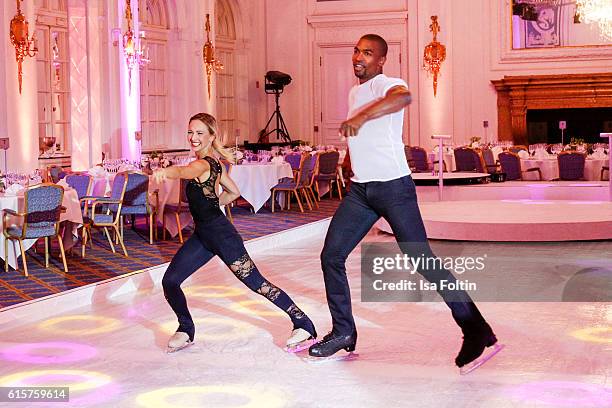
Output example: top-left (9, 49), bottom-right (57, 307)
top-left (123, 172), bottom-right (149, 206)
top-left (481, 147), bottom-right (496, 173)
top-left (108, 172), bottom-right (129, 213)
top-left (454, 147), bottom-right (485, 172)
top-left (341, 151), bottom-right (353, 182)
top-left (557, 152), bottom-right (586, 180)
top-left (305, 153), bottom-right (320, 187)
top-left (119, 172), bottom-right (151, 215)
top-left (47, 165), bottom-right (66, 183)
top-left (408, 146), bottom-right (429, 172)
top-left (317, 151), bottom-right (339, 176)
top-left (296, 154), bottom-right (315, 187)
top-left (284, 153), bottom-right (302, 171)
top-left (498, 152), bottom-right (522, 180)
top-left (404, 146), bottom-right (413, 168)
top-left (65, 173), bottom-right (92, 199)
top-left (178, 178), bottom-right (190, 204)
top-left (23, 183), bottom-right (64, 238)
top-left (220, 159), bottom-right (232, 175)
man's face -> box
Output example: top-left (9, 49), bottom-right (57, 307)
top-left (352, 38), bottom-right (386, 84)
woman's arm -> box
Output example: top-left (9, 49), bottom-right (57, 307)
top-left (218, 163), bottom-right (241, 206)
top-left (153, 160), bottom-right (208, 183)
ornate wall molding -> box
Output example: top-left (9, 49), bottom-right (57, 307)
top-left (307, 11), bottom-right (408, 28)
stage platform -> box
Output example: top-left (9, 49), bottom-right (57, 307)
top-left (412, 172), bottom-right (490, 185)
top-left (0, 219), bottom-right (609, 407)
top-left (414, 180), bottom-right (611, 202)
top-left (375, 180), bottom-right (612, 241)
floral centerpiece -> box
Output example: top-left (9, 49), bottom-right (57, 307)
top-left (469, 136), bottom-right (481, 148)
top-left (142, 151), bottom-right (171, 173)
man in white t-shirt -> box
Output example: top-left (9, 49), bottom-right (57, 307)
top-left (308, 34), bottom-right (500, 374)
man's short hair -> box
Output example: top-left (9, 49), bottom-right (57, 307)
top-left (360, 34), bottom-right (388, 57)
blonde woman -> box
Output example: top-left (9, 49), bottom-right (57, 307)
top-left (154, 113), bottom-right (316, 352)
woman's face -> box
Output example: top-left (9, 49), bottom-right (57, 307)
top-left (187, 120), bottom-right (214, 154)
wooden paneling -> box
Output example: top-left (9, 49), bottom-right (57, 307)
top-left (492, 74), bottom-right (612, 145)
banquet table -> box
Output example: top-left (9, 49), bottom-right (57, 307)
top-left (520, 157), bottom-right (608, 181)
top-left (230, 162), bottom-right (293, 212)
top-left (0, 187), bottom-right (82, 269)
top-left (84, 169), bottom-right (186, 238)
top-left (431, 152), bottom-right (456, 172)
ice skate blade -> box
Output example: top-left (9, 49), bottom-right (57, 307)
top-left (285, 338), bottom-right (316, 353)
top-left (303, 352), bottom-right (359, 363)
top-left (166, 341), bottom-right (193, 354)
top-left (459, 343), bottom-right (504, 375)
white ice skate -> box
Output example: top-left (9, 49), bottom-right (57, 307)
top-left (285, 328), bottom-right (316, 353)
top-left (166, 332), bottom-right (193, 354)
top-left (459, 343), bottom-right (505, 375)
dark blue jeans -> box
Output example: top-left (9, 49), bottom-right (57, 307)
top-left (162, 215), bottom-right (314, 340)
top-left (321, 175), bottom-right (487, 335)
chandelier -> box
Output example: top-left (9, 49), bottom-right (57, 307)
top-left (122, 0), bottom-right (149, 93)
top-left (576, 0), bottom-right (612, 41)
top-left (423, 16), bottom-right (446, 97)
top-left (9, 0), bottom-right (38, 94)
top-left (203, 13), bottom-right (224, 99)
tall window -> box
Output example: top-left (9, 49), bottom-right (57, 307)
top-left (35, 0), bottom-right (70, 155)
top-left (216, 0), bottom-right (237, 140)
top-left (139, 0), bottom-right (169, 150)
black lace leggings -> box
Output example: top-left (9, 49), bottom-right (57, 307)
top-left (162, 216), bottom-right (313, 341)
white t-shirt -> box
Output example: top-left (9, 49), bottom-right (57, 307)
top-left (347, 74), bottom-right (411, 182)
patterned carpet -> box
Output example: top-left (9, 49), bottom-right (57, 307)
top-left (0, 199), bottom-right (341, 308)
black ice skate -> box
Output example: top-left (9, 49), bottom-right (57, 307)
top-left (455, 330), bottom-right (504, 375)
top-left (306, 331), bottom-right (358, 362)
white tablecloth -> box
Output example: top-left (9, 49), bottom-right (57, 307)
top-left (91, 173), bottom-right (113, 196)
top-left (230, 163), bottom-right (293, 212)
top-left (520, 158), bottom-right (608, 181)
top-left (430, 152), bottom-right (455, 172)
top-left (0, 188), bottom-right (82, 269)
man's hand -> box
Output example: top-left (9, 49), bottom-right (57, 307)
top-left (339, 114), bottom-right (367, 138)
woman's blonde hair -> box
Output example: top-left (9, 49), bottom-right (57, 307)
top-left (189, 112), bottom-right (234, 161)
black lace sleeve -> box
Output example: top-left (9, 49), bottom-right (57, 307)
top-left (189, 156), bottom-right (222, 202)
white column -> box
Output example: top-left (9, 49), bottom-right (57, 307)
top-left (3, 0), bottom-right (39, 173)
top-left (118, 0), bottom-right (141, 161)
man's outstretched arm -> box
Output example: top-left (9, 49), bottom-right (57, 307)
top-left (340, 86), bottom-right (412, 138)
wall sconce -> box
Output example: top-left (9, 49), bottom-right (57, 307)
top-left (423, 16), bottom-right (446, 97)
top-left (122, 0), bottom-right (149, 94)
top-left (9, 0), bottom-right (38, 94)
top-left (203, 13), bottom-right (224, 99)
